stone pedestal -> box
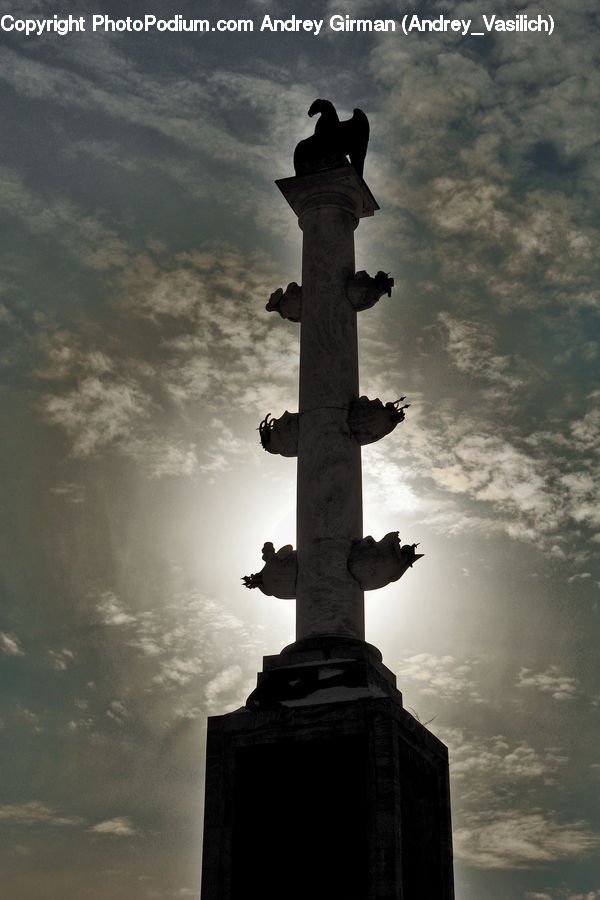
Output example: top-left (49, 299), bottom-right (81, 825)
top-left (201, 642), bottom-right (454, 900)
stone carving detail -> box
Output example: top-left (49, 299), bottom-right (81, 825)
top-left (349, 396), bottom-right (409, 445)
top-left (346, 270), bottom-right (394, 311)
top-left (348, 532), bottom-right (423, 591)
top-left (259, 412), bottom-right (299, 457)
top-left (266, 282), bottom-right (302, 322)
top-left (242, 542), bottom-right (297, 599)
top-left (293, 99), bottom-right (370, 177)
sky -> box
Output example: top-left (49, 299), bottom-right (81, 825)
top-left (0, 0), bottom-right (598, 897)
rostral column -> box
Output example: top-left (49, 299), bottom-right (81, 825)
top-left (201, 99), bottom-right (454, 900)
top-left (244, 97), bottom-right (421, 645)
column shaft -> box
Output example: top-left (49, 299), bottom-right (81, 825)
top-left (296, 198), bottom-right (364, 640)
top-left (276, 167), bottom-right (379, 641)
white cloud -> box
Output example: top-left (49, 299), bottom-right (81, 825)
top-left (571, 395), bottom-right (600, 450)
top-left (454, 810), bottom-right (600, 869)
top-left (48, 648), bottom-right (75, 671)
top-left (431, 723), bottom-right (598, 870)
top-left (90, 587), bottom-right (264, 715)
top-left (517, 666), bottom-right (580, 701)
top-left (15, 705), bottom-right (43, 734)
top-left (44, 373), bottom-right (151, 457)
top-left (106, 700), bottom-right (128, 724)
top-left (37, 245), bottom-right (297, 478)
top-left (96, 592), bottom-right (137, 626)
top-left (152, 655), bottom-right (205, 688)
top-left (205, 665), bottom-right (244, 713)
top-left (439, 312), bottom-right (522, 388)
top-left (525, 890), bottom-right (600, 900)
top-left (129, 438), bottom-right (200, 479)
top-left (0, 632), bottom-right (24, 656)
top-left (396, 653), bottom-right (485, 704)
top-left (567, 893), bottom-right (600, 900)
top-left (0, 801), bottom-right (82, 827)
top-left (362, 381), bottom-right (600, 556)
top-left (369, 2), bottom-right (600, 317)
top-left (436, 727), bottom-right (570, 834)
top-left (89, 816), bottom-right (138, 836)
top-left (364, 406), bottom-right (562, 548)
top-left (444, 731), bottom-right (567, 790)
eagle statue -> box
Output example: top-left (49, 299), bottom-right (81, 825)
top-left (293, 98), bottom-right (370, 177)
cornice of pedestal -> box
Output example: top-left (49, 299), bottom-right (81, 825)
top-left (276, 165), bottom-right (379, 225)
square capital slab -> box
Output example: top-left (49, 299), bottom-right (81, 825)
top-left (276, 165), bottom-right (379, 222)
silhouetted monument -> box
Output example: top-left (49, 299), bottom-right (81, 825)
top-left (201, 100), bottom-right (454, 899)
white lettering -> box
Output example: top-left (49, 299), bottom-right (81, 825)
top-left (261, 15), bottom-right (322, 33)
top-left (329, 15), bottom-right (395, 32)
top-left (1, 13), bottom-right (86, 35)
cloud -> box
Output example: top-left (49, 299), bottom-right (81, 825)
top-left (48, 482), bottom-right (86, 504)
top-left (454, 809), bottom-right (600, 869)
top-left (89, 587), bottom-right (270, 718)
top-left (205, 665), bottom-right (244, 713)
top-left (0, 165), bottom-right (129, 271)
top-left (368, 1), bottom-right (600, 317)
top-left (44, 373), bottom-right (152, 457)
top-left (96, 592), bottom-right (137, 626)
top-left (0, 48), bottom-right (309, 213)
top-left (89, 816), bottom-right (138, 836)
top-left (526, 892), bottom-right (600, 900)
top-left (0, 801), bottom-right (83, 827)
top-left (451, 434), bottom-right (552, 515)
top-left (571, 394), bottom-right (600, 450)
top-left (567, 893), bottom-right (600, 900)
top-left (567, 572), bottom-right (592, 583)
top-left (15, 705), bottom-right (43, 734)
top-left (130, 438), bottom-right (200, 479)
top-left (361, 367), bottom-right (600, 556)
top-left (431, 725), bottom-right (599, 869)
top-left (120, 247), bottom-right (297, 412)
top-left (106, 700), bottom-right (129, 724)
top-left (443, 730), bottom-right (568, 792)
top-left (0, 632), bottom-right (24, 656)
top-left (353, 1), bottom-right (600, 564)
top-left (36, 245), bottom-right (297, 477)
top-left (517, 666), bottom-right (580, 701)
top-left (438, 312), bottom-right (522, 389)
top-left (435, 727), bottom-right (570, 845)
top-left (47, 648), bottom-right (75, 671)
top-left (152, 655), bottom-right (205, 688)
top-left (396, 653), bottom-right (485, 704)
top-left (364, 406), bottom-right (562, 546)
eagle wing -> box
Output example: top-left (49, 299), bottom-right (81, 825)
top-left (339, 108), bottom-right (370, 176)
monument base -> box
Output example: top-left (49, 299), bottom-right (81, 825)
top-left (201, 641), bottom-right (454, 899)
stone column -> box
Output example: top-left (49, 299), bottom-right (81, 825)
top-left (276, 167), bottom-right (379, 641)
